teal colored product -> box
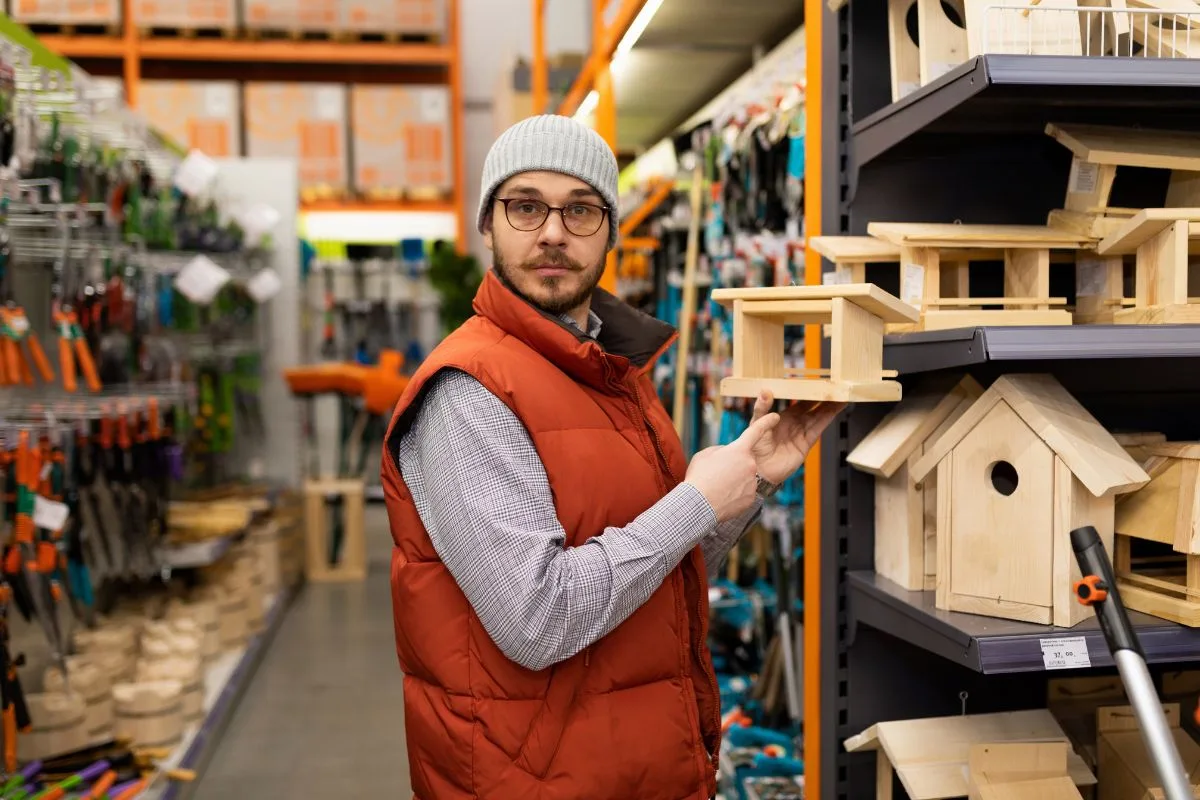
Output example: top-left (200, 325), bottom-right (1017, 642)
top-left (300, 239), bottom-right (317, 281)
top-left (787, 133), bottom-right (805, 182)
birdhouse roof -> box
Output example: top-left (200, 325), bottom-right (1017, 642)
top-left (909, 374), bottom-right (1150, 498)
top-left (847, 375), bottom-right (983, 478)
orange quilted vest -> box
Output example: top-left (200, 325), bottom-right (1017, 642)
top-left (381, 270), bottom-right (722, 800)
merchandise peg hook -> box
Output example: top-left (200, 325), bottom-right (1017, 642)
top-left (959, 691), bottom-right (969, 716)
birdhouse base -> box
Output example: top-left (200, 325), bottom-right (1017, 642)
top-left (720, 376), bottom-right (902, 403)
top-left (919, 307), bottom-right (1073, 332)
top-left (1112, 302), bottom-right (1200, 325)
top-left (1114, 536), bottom-right (1200, 627)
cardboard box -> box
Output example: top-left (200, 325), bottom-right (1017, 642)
top-left (245, 82), bottom-right (348, 199)
top-left (339, 0), bottom-right (446, 37)
top-left (10, 0), bottom-right (120, 26)
top-left (135, 0), bottom-right (237, 30)
top-left (350, 84), bottom-right (451, 198)
top-left (138, 80), bottom-right (242, 158)
top-left (243, 0), bottom-right (336, 32)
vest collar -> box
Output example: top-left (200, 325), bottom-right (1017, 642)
top-left (472, 268), bottom-right (677, 390)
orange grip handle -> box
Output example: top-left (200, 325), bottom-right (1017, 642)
top-left (148, 398), bottom-right (160, 439)
top-left (2, 704), bottom-right (15, 774)
top-left (99, 416), bottom-right (114, 449)
top-left (2, 340), bottom-right (20, 387)
top-left (16, 350), bottom-right (31, 386)
top-left (59, 335), bottom-right (76, 392)
top-left (25, 334), bottom-right (53, 383)
top-left (74, 338), bottom-right (101, 393)
top-left (112, 777), bottom-right (149, 800)
top-left (39, 786), bottom-right (66, 800)
top-left (87, 770), bottom-right (117, 798)
top-left (117, 415), bottom-right (131, 450)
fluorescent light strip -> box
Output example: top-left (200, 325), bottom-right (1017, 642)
top-left (574, 89), bottom-right (599, 121)
top-left (613, 0), bottom-right (665, 60)
top-left (302, 210), bottom-right (458, 243)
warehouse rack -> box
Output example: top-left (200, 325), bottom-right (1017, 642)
top-left (803, 0), bottom-right (1200, 795)
top-left (33, 0), bottom-right (467, 245)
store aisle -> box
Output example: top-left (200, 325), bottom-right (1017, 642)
top-left (193, 504), bottom-right (410, 799)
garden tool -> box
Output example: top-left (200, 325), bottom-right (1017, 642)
top-left (51, 255), bottom-right (101, 394)
top-left (59, 429), bottom-right (95, 626)
top-left (110, 414), bottom-right (154, 579)
top-left (10, 432), bottom-right (69, 691)
top-left (0, 578), bottom-right (30, 774)
top-left (1072, 525), bottom-right (1194, 800)
top-left (85, 417), bottom-right (126, 580)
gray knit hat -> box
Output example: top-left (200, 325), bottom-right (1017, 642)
top-left (478, 115), bottom-right (620, 250)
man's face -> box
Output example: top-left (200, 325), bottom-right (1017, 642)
top-left (483, 170), bottom-right (610, 317)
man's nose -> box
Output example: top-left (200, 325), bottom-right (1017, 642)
top-left (538, 210), bottom-right (569, 248)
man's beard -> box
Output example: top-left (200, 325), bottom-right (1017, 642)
top-left (494, 251), bottom-right (605, 317)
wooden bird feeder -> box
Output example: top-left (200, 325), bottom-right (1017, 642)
top-left (867, 222), bottom-right (1093, 331)
top-left (1114, 441), bottom-right (1200, 626)
top-left (709, 283), bottom-right (919, 403)
top-left (847, 375), bottom-right (983, 592)
top-left (910, 374), bottom-right (1149, 627)
top-left (1092, 208), bottom-right (1200, 325)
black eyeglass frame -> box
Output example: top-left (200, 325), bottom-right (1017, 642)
top-left (493, 197), bottom-right (610, 238)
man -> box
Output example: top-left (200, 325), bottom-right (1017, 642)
top-left (381, 115), bottom-right (842, 800)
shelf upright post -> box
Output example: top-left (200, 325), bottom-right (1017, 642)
top-left (803, 0), bottom-right (825, 792)
top-left (449, 0), bottom-right (467, 253)
top-left (593, 0), bottom-right (619, 295)
top-left (532, 0), bottom-right (549, 115)
top-left (121, 0), bottom-right (141, 108)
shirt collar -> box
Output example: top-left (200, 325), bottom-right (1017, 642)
top-left (558, 309), bottom-right (604, 339)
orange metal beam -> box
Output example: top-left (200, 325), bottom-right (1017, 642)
top-left (300, 199), bottom-right (457, 213)
top-left (619, 179), bottom-right (673, 237)
top-left (121, 0), bottom-right (139, 108)
top-left (448, 0), bottom-right (467, 252)
top-left (42, 35), bottom-right (453, 65)
top-left (557, 0), bottom-right (648, 117)
top-left (593, 0), bottom-right (620, 295)
top-left (619, 236), bottom-right (659, 250)
top-left (803, 0), bottom-right (824, 795)
top-left (532, 0), bottom-right (549, 115)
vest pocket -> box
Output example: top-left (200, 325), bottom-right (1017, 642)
top-left (513, 655), bottom-right (588, 778)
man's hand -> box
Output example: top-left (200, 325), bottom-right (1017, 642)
top-left (749, 391), bottom-right (846, 487)
top-left (684, 412), bottom-right (780, 523)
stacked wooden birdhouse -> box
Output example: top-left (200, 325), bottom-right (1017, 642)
top-left (850, 373), bottom-right (1151, 627)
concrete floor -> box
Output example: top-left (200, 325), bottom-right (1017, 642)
top-left (192, 504), bottom-right (411, 799)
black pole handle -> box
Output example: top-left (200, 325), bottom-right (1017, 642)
top-left (1070, 526), bottom-right (1142, 657)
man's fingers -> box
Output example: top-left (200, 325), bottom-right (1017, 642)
top-left (804, 401), bottom-right (848, 443)
top-left (750, 390), bottom-right (775, 423)
top-left (735, 411), bottom-right (780, 449)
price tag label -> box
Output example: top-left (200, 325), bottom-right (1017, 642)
top-left (33, 496), bottom-right (70, 532)
top-left (1040, 636), bottom-right (1091, 670)
top-left (1076, 257), bottom-right (1109, 298)
top-left (1069, 160), bottom-right (1100, 195)
top-left (173, 149), bottom-right (219, 197)
top-left (901, 263), bottom-right (925, 307)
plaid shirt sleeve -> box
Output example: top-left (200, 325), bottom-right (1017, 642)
top-left (398, 368), bottom-right (722, 671)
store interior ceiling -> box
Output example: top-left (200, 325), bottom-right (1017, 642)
top-left (613, 0), bottom-right (805, 154)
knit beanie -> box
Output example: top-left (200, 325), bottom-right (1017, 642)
top-left (477, 115), bottom-right (620, 250)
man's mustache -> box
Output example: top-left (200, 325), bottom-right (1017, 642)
top-left (524, 252), bottom-right (584, 271)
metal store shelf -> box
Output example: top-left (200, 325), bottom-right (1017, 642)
top-left (882, 325), bottom-right (1200, 374)
top-left (853, 55), bottom-right (1200, 167)
top-left (848, 571), bottom-right (1200, 674)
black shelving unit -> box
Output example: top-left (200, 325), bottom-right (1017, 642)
top-left (813, 0), bottom-right (1200, 793)
top-left (817, 323), bottom-right (1200, 800)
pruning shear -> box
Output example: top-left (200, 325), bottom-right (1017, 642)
top-left (52, 253), bottom-right (101, 394)
top-left (0, 244), bottom-right (53, 388)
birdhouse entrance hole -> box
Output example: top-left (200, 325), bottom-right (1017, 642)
top-left (989, 460), bottom-right (1019, 496)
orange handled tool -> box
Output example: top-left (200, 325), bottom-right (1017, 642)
top-left (85, 769), bottom-right (117, 798)
top-left (70, 311), bottom-right (100, 393)
top-left (54, 310), bottom-right (77, 393)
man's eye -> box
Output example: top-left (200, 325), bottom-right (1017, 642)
top-left (566, 205), bottom-right (590, 216)
top-left (515, 203), bottom-right (540, 214)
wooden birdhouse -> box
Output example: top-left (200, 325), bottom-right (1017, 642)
top-left (1114, 442), bottom-right (1200, 626)
top-left (909, 374), bottom-right (1150, 627)
top-left (847, 375), bottom-right (984, 592)
top-left (1097, 704), bottom-right (1200, 800)
top-left (709, 284), bottom-right (919, 403)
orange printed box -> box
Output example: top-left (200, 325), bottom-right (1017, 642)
top-left (245, 82), bottom-right (349, 197)
top-left (243, 0), bottom-right (336, 32)
top-left (340, 0), bottom-right (446, 36)
top-left (135, 0), bottom-right (236, 29)
top-left (138, 80), bottom-right (242, 158)
top-left (350, 84), bottom-right (451, 197)
top-left (11, 0), bottom-right (120, 25)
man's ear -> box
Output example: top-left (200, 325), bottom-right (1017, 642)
top-left (482, 209), bottom-right (495, 250)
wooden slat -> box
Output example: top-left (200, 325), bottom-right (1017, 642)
top-left (710, 283), bottom-right (920, 323)
top-left (867, 222), bottom-right (1093, 249)
top-left (808, 235), bottom-right (902, 264)
top-left (1096, 208), bottom-right (1200, 256)
top-left (1046, 123), bottom-right (1200, 170)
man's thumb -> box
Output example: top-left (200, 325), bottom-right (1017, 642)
top-left (736, 412), bottom-right (780, 447)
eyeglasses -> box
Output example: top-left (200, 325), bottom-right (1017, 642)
top-left (495, 198), bottom-right (609, 237)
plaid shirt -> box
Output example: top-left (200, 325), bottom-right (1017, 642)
top-left (396, 311), bottom-right (762, 671)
